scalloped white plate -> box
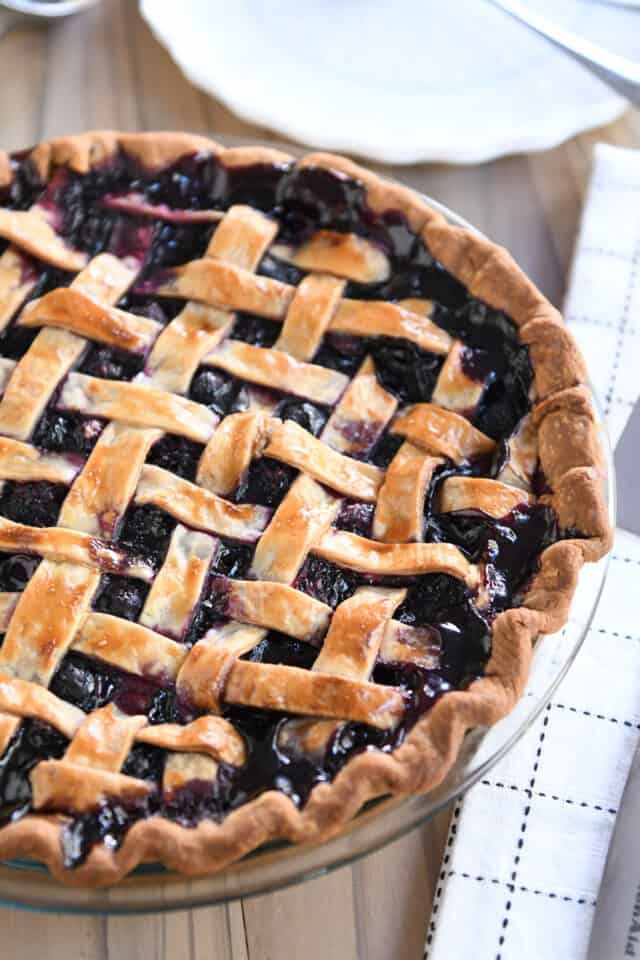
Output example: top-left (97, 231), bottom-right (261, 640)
top-left (139, 0), bottom-right (638, 164)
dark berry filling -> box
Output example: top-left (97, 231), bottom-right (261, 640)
top-left (213, 540), bottom-right (254, 579)
top-left (295, 555), bottom-right (362, 608)
top-left (312, 333), bottom-right (367, 377)
top-left (116, 504), bottom-right (176, 569)
top-left (78, 344), bottom-right (144, 381)
top-left (236, 457), bottom-right (297, 508)
top-left (231, 313), bottom-right (280, 348)
top-left (93, 575), bottom-right (150, 622)
top-left (146, 434), bottom-right (205, 482)
top-left (0, 554), bottom-right (40, 591)
top-left (371, 338), bottom-right (445, 404)
top-left (0, 481), bottom-right (67, 527)
top-left (277, 398), bottom-right (328, 436)
top-left (189, 367), bottom-right (249, 416)
top-left (335, 501), bottom-right (374, 537)
top-left (33, 410), bottom-right (104, 456)
top-left (0, 721), bottom-right (68, 825)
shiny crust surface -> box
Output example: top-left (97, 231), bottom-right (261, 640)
top-left (0, 131), bottom-right (611, 886)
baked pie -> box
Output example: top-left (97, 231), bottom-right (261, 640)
top-left (0, 132), bottom-right (610, 886)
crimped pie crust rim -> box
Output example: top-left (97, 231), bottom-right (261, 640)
top-left (0, 131), bottom-right (613, 887)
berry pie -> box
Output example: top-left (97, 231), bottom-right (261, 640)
top-left (0, 132), bottom-right (611, 885)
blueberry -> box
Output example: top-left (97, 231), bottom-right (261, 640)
top-left (0, 554), bottom-right (40, 591)
top-left (117, 505), bottom-right (175, 568)
top-left (277, 399), bottom-right (328, 436)
top-left (369, 432), bottom-right (403, 468)
top-left (312, 333), bottom-right (367, 376)
top-left (121, 744), bottom-right (164, 783)
top-left (231, 313), bottom-right (280, 347)
top-left (371, 339), bottom-right (444, 403)
top-left (190, 368), bottom-right (248, 416)
top-left (33, 411), bottom-right (103, 456)
top-left (50, 655), bottom-right (117, 713)
top-left (146, 435), bottom-right (204, 482)
top-left (0, 481), bottom-right (67, 527)
top-left (236, 457), bottom-right (296, 508)
top-left (93, 575), bottom-right (149, 621)
top-left (214, 541), bottom-right (254, 578)
top-left (335, 501), bottom-right (374, 537)
top-left (244, 632), bottom-right (317, 670)
top-left (396, 574), bottom-right (471, 625)
top-left (78, 345), bottom-right (143, 381)
top-left (295, 555), bottom-right (361, 608)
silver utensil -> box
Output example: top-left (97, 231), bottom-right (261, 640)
top-left (0, 0), bottom-right (99, 38)
top-left (488, 0), bottom-right (640, 105)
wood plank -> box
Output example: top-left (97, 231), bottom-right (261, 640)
top-left (352, 825), bottom-right (433, 960)
top-left (1, 909), bottom-right (105, 959)
top-left (243, 864), bottom-right (359, 959)
top-left (0, 25), bottom-right (46, 152)
top-left (130, 3), bottom-right (208, 132)
top-left (87, 0), bottom-right (139, 130)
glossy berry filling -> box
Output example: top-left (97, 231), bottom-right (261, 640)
top-left (0, 149), bottom-right (561, 867)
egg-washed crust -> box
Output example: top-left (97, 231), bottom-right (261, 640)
top-left (0, 132), bottom-right (612, 887)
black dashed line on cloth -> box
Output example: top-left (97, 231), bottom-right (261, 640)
top-left (480, 778), bottom-right (617, 815)
top-left (602, 217), bottom-right (640, 414)
top-left (446, 870), bottom-right (596, 907)
top-left (612, 553), bottom-right (640, 567)
top-left (424, 801), bottom-right (462, 958)
top-left (552, 701), bottom-right (640, 730)
top-left (566, 313), bottom-right (618, 330)
top-left (595, 625), bottom-right (640, 643)
top-left (495, 706), bottom-right (552, 960)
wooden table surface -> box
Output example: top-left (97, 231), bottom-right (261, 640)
top-left (0, 2), bottom-right (638, 958)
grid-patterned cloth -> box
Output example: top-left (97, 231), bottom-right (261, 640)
top-left (425, 142), bottom-right (640, 960)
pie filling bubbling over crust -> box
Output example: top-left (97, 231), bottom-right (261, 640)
top-left (0, 132), bottom-right (610, 884)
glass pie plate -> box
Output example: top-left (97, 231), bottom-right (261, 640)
top-left (0, 186), bottom-right (615, 914)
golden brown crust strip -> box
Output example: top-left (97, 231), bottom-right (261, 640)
top-left (19, 289), bottom-right (161, 352)
top-left (137, 717), bottom-right (246, 767)
top-left (249, 474), bottom-right (340, 583)
top-left (0, 516), bottom-right (153, 579)
top-left (196, 411), bottom-right (273, 496)
top-left (331, 300), bottom-right (452, 354)
top-left (0, 561), bottom-right (98, 684)
top-left (134, 464), bottom-right (270, 541)
top-left (157, 258), bottom-right (293, 317)
top-left (226, 579), bottom-right (332, 642)
top-left (60, 373), bottom-right (219, 444)
top-left (205, 339), bottom-right (349, 405)
top-left (438, 476), bottom-right (532, 518)
top-left (0, 674), bottom-right (85, 738)
top-left (391, 403), bottom-right (496, 461)
top-left (314, 530), bottom-right (479, 584)
top-left (223, 660), bottom-right (405, 730)
top-left (373, 444), bottom-right (442, 542)
top-left (0, 436), bottom-right (78, 485)
top-left (271, 231), bottom-right (390, 283)
top-left (72, 613), bottom-right (187, 681)
top-left (264, 419), bottom-right (384, 501)
top-left (0, 209), bottom-right (87, 272)
top-left (31, 761), bottom-right (152, 813)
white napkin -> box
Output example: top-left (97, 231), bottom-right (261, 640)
top-left (425, 143), bottom-right (640, 960)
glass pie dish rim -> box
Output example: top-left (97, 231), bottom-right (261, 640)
top-left (0, 187), bottom-right (615, 914)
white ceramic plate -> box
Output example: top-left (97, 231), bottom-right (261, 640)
top-left (140, 0), bottom-right (639, 164)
